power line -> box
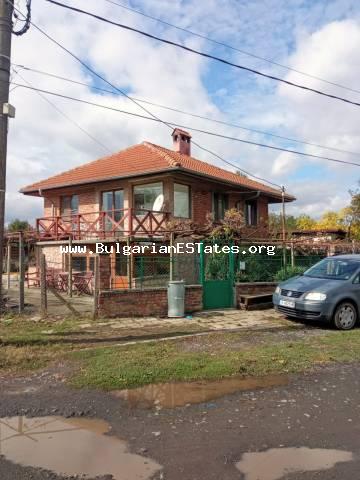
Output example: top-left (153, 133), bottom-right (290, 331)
top-left (46, 0), bottom-right (360, 109)
top-left (10, 80), bottom-right (360, 169)
top-left (10, 1), bottom-right (283, 190)
top-left (14, 68), bottom-right (112, 154)
top-left (13, 63), bottom-right (360, 158)
top-left (12, 0), bottom-right (31, 36)
top-left (102, 0), bottom-right (360, 97)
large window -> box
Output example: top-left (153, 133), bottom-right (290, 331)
top-left (102, 190), bottom-right (124, 220)
top-left (174, 183), bottom-right (190, 218)
top-left (61, 195), bottom-right (79, 216)
top-left (213, 193), bottom-right (228, 221)
top-left (245, 199), bottom-right (258, 226)
top-left (134, 182), bottom-right (163, 212)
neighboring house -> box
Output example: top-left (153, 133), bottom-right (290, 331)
top-left (20, 129), bottom-right (294, 285)
top-left (291, 228), bottom-right (347, 243)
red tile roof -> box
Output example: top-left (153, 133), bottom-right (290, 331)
top-left (20, 141), bottom-right (294, 201)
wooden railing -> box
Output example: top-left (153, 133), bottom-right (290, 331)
top-left (36, 208), bottom-right (170, 240)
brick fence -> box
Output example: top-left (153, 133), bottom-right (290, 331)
top-left (98, 285), bottom-right (203, 317)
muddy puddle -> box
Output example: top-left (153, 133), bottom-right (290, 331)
top-left (236, 447), bottom-right (353, 480)
top-left (0, 416), bottom-right (161, 479)
top-left (114, 374), bottom-right (288, 409)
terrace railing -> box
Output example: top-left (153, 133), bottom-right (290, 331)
top-left (36, 208), bottom-right (170, 240)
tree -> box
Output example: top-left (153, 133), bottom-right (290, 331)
top-left (269, 213), bottom-right (297, 237)
top-left (296, 214), bottom-right (316, 230)
top-left (316, 211), bottom-right (344, 230)
top-left (346, 185), bottom-right (360, 239)
top-left (7, 219), bottom-right (32, 232)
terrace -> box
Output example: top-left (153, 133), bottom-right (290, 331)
top-left (36, 208), bottom-right (170, 241)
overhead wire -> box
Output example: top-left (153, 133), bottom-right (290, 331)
top-left (9, 0), bottom-right (284, 189)
top-left (102, 0), bottom-right (360, 96)
top-left (13, 68), bottom-right (112, 153)
top-left (46, 0), bottom-right (360, 109)
top-left (12, 64), bottom-right (360, 158)
top-left (9, 80), bottom-right (360, 169)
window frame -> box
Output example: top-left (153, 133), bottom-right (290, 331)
top-left (101, 189), bottom-right (124, 213)
top-left (212, 192), bottom-right (228, 221)
top-left (173, 182), bottom-right (191, 218)
top-left (133, 181), bottom-right (163, 213)
top-left (60, 194), bottom-right (79, 217)
top-left (245, 199), bottom-right (258, 226)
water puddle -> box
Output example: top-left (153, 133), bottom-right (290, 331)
top-left (114, 374), bottom-right (288, 409)
top-left (0, 416), bottom-right (162, 479)
top-left (236, 447), bottom-right (353, 480)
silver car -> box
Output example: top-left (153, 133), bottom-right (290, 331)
top-left (273, 255), bottom-right (360, 330)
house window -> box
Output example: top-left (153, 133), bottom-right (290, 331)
top-left (134, 182), bottom-right (163, 212)
top-left (115, 255), bottom-right (127, 276)
top-left (245, 199), bottom-right (258, 226)
top-left (72, 256), bottom-right (87, 272)
top-left (102, 189), bottom-right (124, 222)
top-left (61, 195), bottom-right (79, 216)
top-left (174, 183), bottom-right (190, 218)
top-left (213, 193), bottom-right (228, 221)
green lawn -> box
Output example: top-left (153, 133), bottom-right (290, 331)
top-left (69, 329), bottom-right (360, 390)
top-left (3, 314), bottom-right (360, 390)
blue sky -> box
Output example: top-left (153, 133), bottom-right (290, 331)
top-left (7, 0), bottom-right (360, 222)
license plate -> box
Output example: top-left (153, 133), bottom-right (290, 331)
top-left (279, 299), bottom-right (295, 308)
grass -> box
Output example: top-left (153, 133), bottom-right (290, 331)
top-left (69, 329), bottom-right (360, 390)
top-left (4, 314), bottom-right (360, 388)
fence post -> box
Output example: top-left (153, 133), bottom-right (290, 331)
top-left (40, 252), bottom-right (47, 317)
top-left (290, 241), bottom-right (295, 268)
top-left (92, 255), bottom-right (99, 320)
top-left (68, 235), bottom-right (73, 297)
top-left (18, 232), bottom-right (25, 314)
top-left (127, 236), bottom-right (132, 289)
top-left (170, 232), bottom-right (174, 282)
top-left (6, 240), bottom-right (10, 290)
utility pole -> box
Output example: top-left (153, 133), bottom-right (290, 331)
top-left (0, 0), bottom-right (13, 309)
top-left (281, 185), bottom-right (287, 271)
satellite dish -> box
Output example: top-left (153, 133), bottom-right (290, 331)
top-left (152, 194), bottom-right (164, 212)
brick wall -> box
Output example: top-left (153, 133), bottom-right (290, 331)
top-left (98, 285), bottom-right (203, 317)
top-left (235, 282), bottom-right (277, 307)
top-left (192, 189), bottom-right (212, 224)
top-left (39, 174), bottom-right (271, 236)
top-left (41, 245), bottom-right (63, 268)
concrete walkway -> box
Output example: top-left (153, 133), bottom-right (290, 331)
top-left (77, 308), bottom-right (289, 333)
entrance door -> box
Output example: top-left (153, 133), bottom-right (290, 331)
top-left (200, 242), bottom-right (234, 309)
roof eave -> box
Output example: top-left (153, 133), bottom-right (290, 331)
top-left (20, 164), bottom-right (295, 202)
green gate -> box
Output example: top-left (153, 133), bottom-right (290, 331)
top-left (200, 242), bottom-right (235, 309)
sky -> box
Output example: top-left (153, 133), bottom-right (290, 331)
top-left (7, 0), bottom-right (360, 224)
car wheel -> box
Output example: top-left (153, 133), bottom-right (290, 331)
top-left (333, 302), bottom-right (357, 330)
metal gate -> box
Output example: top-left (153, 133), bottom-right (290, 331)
top-left (200, 242), bottom-right (235, 309)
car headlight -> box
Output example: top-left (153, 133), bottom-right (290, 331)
top-left (275, 286), bottom-right (281, 294)
top-left (304, 292), bottom-right (327, 301)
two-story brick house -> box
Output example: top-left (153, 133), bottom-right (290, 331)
top-left (21, 129), bottom-right (294, 287)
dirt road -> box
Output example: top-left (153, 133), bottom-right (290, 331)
top-left (1, 362), bottom-right (360, 479)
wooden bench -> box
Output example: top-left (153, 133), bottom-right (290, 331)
top-left (238, 293), bottom-right (273, 311)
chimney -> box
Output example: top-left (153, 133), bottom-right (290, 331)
top-left (172, 128), bottom-right (191, 156)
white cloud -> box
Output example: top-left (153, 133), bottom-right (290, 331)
top-left (6, 0), bottom-right (360, 225)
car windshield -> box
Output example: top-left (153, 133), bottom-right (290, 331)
top-left (304, 258), bottom-right (359, 280)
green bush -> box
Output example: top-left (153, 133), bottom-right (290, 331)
top-left (235, 254), bottom-right (281, 282)
top-left (274, 266), bottom-right (307, 282)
